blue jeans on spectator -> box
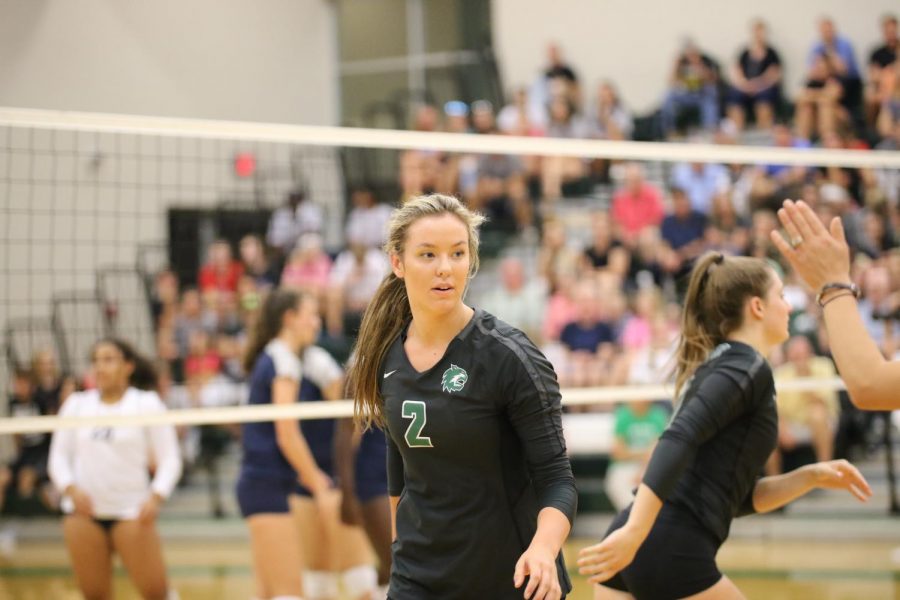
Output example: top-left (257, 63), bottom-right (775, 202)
top-left (661, 84), bottom-right (719, 134)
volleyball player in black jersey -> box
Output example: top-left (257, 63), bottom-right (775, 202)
top-left (346, 194), bottom-right (577, 600)
top-left (579, 252), bottom-right (872, 600)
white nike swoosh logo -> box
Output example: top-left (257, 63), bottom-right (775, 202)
top-left (383, 370), bottom-right (398, 379)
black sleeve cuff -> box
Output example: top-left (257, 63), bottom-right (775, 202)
top-left (537, 467), bottom-right (578, 525)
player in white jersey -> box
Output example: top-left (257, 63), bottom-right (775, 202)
top-left (49, 338), bottom-right (182, 600)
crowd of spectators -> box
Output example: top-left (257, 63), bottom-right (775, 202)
top-left (3, 13), bottom-right (899, 521)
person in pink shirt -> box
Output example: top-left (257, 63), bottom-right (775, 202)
top-left (611, 163), bottom-right (665, 245)
top-left (280, 233), bottom-right (333, 302)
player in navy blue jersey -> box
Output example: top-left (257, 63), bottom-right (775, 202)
top-left (346, 194), bottom-right (577, 600)
top-left (579, 252), bottom-right (872, 600)
top-left (335, 419), bottom-right (392, 599)
top-left (236, 289), bottom-right (331, 600)
top-left (291, 345), bottom-right (378, 600)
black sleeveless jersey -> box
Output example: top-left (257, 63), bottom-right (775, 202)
top-left (380, 309), bottom-right (577, 599)
top-left (642, 340), bottom-right (778, 543)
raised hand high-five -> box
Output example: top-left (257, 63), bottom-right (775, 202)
top-left (770, 199), bottom-right (852, 290)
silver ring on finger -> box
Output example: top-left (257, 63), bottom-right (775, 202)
top-left (790, 236), bottom-right (804, 248)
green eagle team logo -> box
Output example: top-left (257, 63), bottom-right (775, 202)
top-left (441, 364), bottom-right (468, 393)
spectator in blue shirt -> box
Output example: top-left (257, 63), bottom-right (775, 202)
top-left (808, 17), bottom-right (862, 111)
top-left (661, 187), bottom-right (709, 259)
top-left (670, 161), bottom-right (730, 214)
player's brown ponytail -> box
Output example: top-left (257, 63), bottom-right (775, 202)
top-left (673, 252), bottom-right (773, 401)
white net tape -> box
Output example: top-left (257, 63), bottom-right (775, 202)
top-left (0, 377), bottom-right (845, 435)
top-left (2, 107), bottom-right (899, 168)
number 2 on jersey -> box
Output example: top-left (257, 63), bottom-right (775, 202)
top-left (401, 400), bottom-right (433, 448)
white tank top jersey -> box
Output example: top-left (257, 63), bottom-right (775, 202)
top-left (48, 387), bottom-right (183, 519)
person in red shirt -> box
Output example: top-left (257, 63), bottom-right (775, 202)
top-left (611, 163), bottom-right (665, 245)
top-left (198, 240), bottom-right (244, 300)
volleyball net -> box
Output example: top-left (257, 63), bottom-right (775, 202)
top-left (2, 106), bottom-right (899, 442)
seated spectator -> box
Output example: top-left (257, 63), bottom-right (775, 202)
top-left (398, 104), bottom-right (445, 201)
top-left (497, 86), bottom-right (548, 136)
top-left (877, 99), bottom-right (900, 154)
top-left (741, 125), bottom-right (812, 214)
top-left (797, 17), bottom-right (862, 140)
top-left (537, 218), bottom-right (581, 294)
top-left (442, 100), bottom-right (481, 199)
top-left (610, 163), bottom-right (665, 244)
top-left (866, 14), bottom-right (898, 127)
top-left (542, 273), bottom-right (579, 343)
top-left (496, 87), bottom-right (546, 186)
top-left (30, 349), bottom-right (73, 416)
top-left (326, 236), bottom-right (390, 337)
top-left (604, 399), bottom-right (669, 511)
top-left (173, 288), bottom-right (217, 381)
top-left (816, 182), bottom-right (867, 251)
top-left (795, 52), bottom-right (848, 141)
top-left (726, 19), bottom-right (783, 131)
top-left (399, 147), bottom-right (437, 202)
top-left (235, 275), bottom-right (262, 330)
top-left (473, 132), bottom-right (532, 232)
top-left (813, 16), bottom-right (863, 98)
top-left (412, 103), bottom-right (441, 133)
top-left (661, 186), bottom-right (708, 259)
top-left (590, 81), bottom-right (633, 141)
top-left (280, 233), bottom-right (333, 301)
top-left (873, 122), bottom-right (900, 203)
top-left (345, 186), bottom-right (394, 249)
top-left (661, 39), bottom-right (720, 136)
top-left (198, 239), bottom-right (243, 302)
top-left (267, 190), bottom-right (323, 258)
top-left (541, 95), bottom-right (591, 199)
top-left (622, 312), bottom-right (679, 386)
top-left (471, 99), bottom-right (497, 135)
top-left (558, 280), bottom-right (617, 388)
top-left (212, 292), bottom-right (246, 373)
top-left (859, 206), bottom-right (896, 258)
top-left (619, 287), bottom-right (663, 353)
top-left (150, 270), bottom-right (180, 332)
top-left (670, 160), bottom-right (730, 214)
top-left (1, 369), bottom-right (56, 516)
top-left (625, 227), bottom-right (672, 293)
top-left (768, 336), bottom-right (839, 474)
top-left (747, 209), bottom-right (781, 262)
top-left (184, 329), bottom-right (222, 384)
top-left (580, 211), bottom-right (629, 278)
top-left (239, 234), bottom-right (279, 291)
top-left (531, 42), bottom-right (581, 117)
top-left (479, 257), bottom-right (548, 344)
top-left (858, 264), bottom-right (900, 352)
top-left (706, 192), bottom-right (751, 255)
top-left (876, 64), bottom-right (900, 141)
top-left (761, 123), bottom-right (813, 184)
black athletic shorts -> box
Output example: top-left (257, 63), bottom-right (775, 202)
top-left (600, 502), bottom-right (723, 600)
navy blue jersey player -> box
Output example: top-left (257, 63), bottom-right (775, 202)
top-left (347, 194), bottom-right (577, 600)
top-left (292, 345), bottom-right (379, 600)
top-left (236, 289), bottom-right (330, 600)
